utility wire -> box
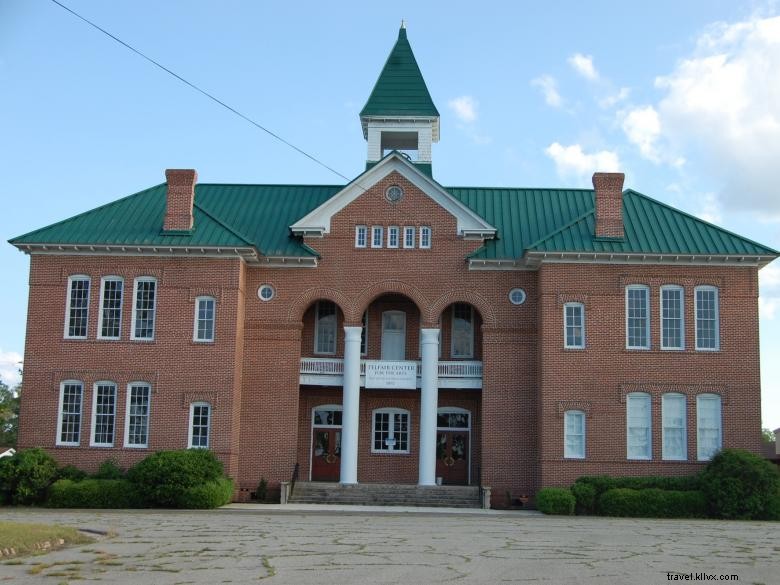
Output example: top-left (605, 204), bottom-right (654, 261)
top-left (49, 0), bottom-right (353, 183)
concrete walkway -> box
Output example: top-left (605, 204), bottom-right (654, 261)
top-left (0, 508), bottom-right (776, 584)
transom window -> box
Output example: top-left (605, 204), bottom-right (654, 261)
top-left (626, 392), bottom-right (651, 460)
top-left (371, 226), bottom-right (383, 248)
top-left (564, 410), bottom-right (585, 459)
top-left (91, 382), bottom-right (116, 447)
top-left (313, 406), bottom-right (343, 427)
top-left (189, 402), bottom-right (211, 448)
top-left (315, 301), bottom-right (337, 355)
top-left (65, 275), bottom-right (90, 339)
top-left (626, 285), bottom-right (650, 349)
top-left (98, 277), bottom-right (123, 339)
top-left (437, 409), bottom-right (470, 430)
top-left (57, 381), bottom-right (83, 446)
top-left (125, 383), bottom-right (151, 448)
top-left (662, 393), bottom-right (687, 460)
top-left (451, 303), bottom-right (474, 358)
top-left (388, 226), bottom-right (399, 248)
top-left (661, 286), bottom-right (684, 350)
top-left (404, 226), bottom-right (415, 248)
top-left (420, 226), bottom-right (431, 249)
top-left (355, 225), bottom-right (367, 248)
top-left (131, 277), bottom-right (157, 340)
top-left (697, 393), bottom-right (722, 460)
top-left (372, 408), bottom-right (410, 453)
top-left (564, 302), bottom-right (585, 349)
top-left (695, 286), bottom-right (720, 351)
top-left (194, 296), bottom-right (216, 342)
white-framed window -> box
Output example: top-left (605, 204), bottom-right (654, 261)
top-left (371, 226), bottom-right (383, 248)
top-left (626, 392), bottom-right (651, 460)
top-left (662, 393), bottom-right (687, 460)
top-left (124, 382), bottom-right (151, 448)
top-left (404, 226), bottom-right (415, 248)
top-left (563, 302), bottom-right (585, 349)
top-left (626, 285), bottom-right (650, 349)
top-left (355, 225), bottom-right (367, 248)
top-left (193, 296), bottom-right (216, 342)
top-left (564, 410), bottom-right (585, 459)
top-left (360, 311), bottom-right (368, 356)
top-left (695, 286), bottom-right (720, 351)
top-left (97, 276), bottom-right (123, 339)
top-left (451, 303), bottom-right (474, 358)
top-left (388, 226), bottom-right (399, 248)
top-left (697, 393), bottom-right (722, 461)
top-left (660, 286), bottom-right (684, 350)
top-left (372, 408), bottom-right (410, 453)
top-left (509, 288), bottom-right (527, 305)
top-left (90, 381), bottom-right (117, 447)
top-left (258, 284), bottom-right (275, 301)
top-left (419, 226), bottom-right (431, 249)
top-left (64, 275), bottom-right (90, 339)
top-left (131, 277), bottom-right (157, 340)
top-left (56, 381), bottom-right (83, 446)
top-left (188, 401), bottom-right (211, 448)
top-left (314, 300), bottom-right (337, 355)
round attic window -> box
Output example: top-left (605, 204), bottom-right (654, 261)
top-left (509, 288), bottom-right (527, 306)
top-left (258, 284), bottom-right (275, 302)
top-left (385, 185), bottom-right (404, 203)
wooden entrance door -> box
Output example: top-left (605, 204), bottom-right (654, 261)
top-left (311, 428), bottom-right (341, 482)
top-left (436, 430), bottom-right (469, 485)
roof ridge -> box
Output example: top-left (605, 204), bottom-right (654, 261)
top-left (524, 209), bottom-right (596, 252)
top-left (447, 186), bottom-right (595, 192)
top-left (625, 190), bottom-right (779, 255)
top-left (8, 183), bottom-right (165, 244)
top-left (198, 183), bottom-right (344, 188)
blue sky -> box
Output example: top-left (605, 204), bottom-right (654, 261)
top-left (1, 1), bottom-right (779, 429)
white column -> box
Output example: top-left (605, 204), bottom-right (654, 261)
top-left (340, 326), bottom-right (362, 484)
top-left (419, 328), bottom-right (440, 486)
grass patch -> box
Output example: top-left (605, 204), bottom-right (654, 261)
top-left (0, 521), bottom-right (93, 558)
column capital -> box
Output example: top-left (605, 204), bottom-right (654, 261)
top-left (420, 328), bottom-right (440, 345)
top-left (344, 325), bottom-right (362, 342)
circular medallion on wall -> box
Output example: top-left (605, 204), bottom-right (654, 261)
top-left (385, 185), bottom-right (404, 203)
top-left (258, 284), bottom-right (275, 302)
top-left (508, 288), bottom-right (527, 305)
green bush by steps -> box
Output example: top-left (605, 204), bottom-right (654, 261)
top-left (536, 487), bottom-right (575, 515)
top-left (179, 478), bottom-right (234, 509)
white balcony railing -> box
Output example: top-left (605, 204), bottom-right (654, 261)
top-left (299, 357), bottom-right (483, 389)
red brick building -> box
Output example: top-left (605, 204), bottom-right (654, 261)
top-left (10, 26), bottom-right (778, 506)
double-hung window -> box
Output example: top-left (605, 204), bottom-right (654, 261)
top-left (188, 402), bottom-right (211, 448)
top-left (355, 225), bottom-right (367, 248)
top-left (563, 302), bottom-right (585, 349)
top-left (98, 277), bottom-right (123, 339)
top-left (564, 410), bottom-right (585, 459)
top-left (90, 382), bottom-right (117, 447)
top-left (372, 408), bottom-right (410, 453)
top-left (660, 286), bottom-right (684, 350)
top-left (388, 226), bottom-right (399, 248)
top-left (662, 393), bottom-right (687, 460)
top-left (131, 277), bottom-right (157, 340)
top-left (626, 392), bottom-right (651, 460)
top-left (404, 226), bottom-right (415, 248)
top-left (64, 275), bottom-right (90, 339)
top-left (315, 301), bottom-right (337, 354)
top-left (194, 296), bottom-right (216, 342)
top-left (697, 393), bottom-right (722, 460)
top-left (371, 226), bottom-right (383, 248)
top-left (451, 303), bottom-right (474, 358)
top-left (57, 381), bottom-right (83, 446)
top-left (419, 226), bottom-right (431, 249)
top-left (695, 286), bottom-right (720, 351)
top-left (125, 383), bottom-right (151, 448)
top-left (626, 285), bottom-right (650, 349)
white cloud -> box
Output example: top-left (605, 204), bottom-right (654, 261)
top-left (531, 75), bottom-right (563, 108)
top-left (568, 53), bottom-right (599, 81)
top-left (0, 349), bottom-right (22, 387)
top-left (599, 87), bottom-right (631, 109)
top-left (545, 142), bottom-right (621, 183)
top-left (654, 14), bottom-right (780, 216)
top-left (760, 263), bottom-right (780, 320)
top-left (448, 96), bottom-right (478, 123)
top-left (621, 105), bottom-right (662, 162)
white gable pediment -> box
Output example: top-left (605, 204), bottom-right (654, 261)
top-left (290, 154), bottom-right (496, 239)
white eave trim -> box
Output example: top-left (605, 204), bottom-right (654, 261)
top-left (14, 243), bottom-right (261, 263)
top-left (469, 252), bottom-right (776, 270)
top-left (289, 154), bottom-right (496, 239)
top-left (261, 256), bottom-right (318, 268)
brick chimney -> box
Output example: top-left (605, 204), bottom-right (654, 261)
top-left (592, 172), bottom-right (625, 239)
top-left (163, 169), bottom-right (197, 232)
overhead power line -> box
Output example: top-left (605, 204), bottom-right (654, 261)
top-left (49, 0), bottom-right (353, 182)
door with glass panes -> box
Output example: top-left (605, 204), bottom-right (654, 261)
top-left (436, 409), bottom-right (470, 485)
top-left (311, 406), bottom-right (342, 482)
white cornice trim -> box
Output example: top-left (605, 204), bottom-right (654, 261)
top-left (290, 153), bottom-right (496, 239)
top-left (14, 243), bottom-right (260, 263)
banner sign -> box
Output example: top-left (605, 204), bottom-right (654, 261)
top-left (365, 361), bottom-right (417, 389)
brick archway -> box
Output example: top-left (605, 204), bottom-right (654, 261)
top-left (288, 287), bottom-right (354, 323)
top-left (352, 280), bottom-right (429, 325)
top-left (428, 289), bottom-right (497, 327)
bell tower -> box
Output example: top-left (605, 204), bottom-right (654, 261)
top-left (360, 23), bottom-right (440, 176)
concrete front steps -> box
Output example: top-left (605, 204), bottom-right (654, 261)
top-left (289, 481), bottom-right (482, 508)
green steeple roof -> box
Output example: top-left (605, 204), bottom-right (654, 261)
top-left (360, 26), bottom-right (439, 119)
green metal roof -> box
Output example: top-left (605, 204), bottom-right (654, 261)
top-left (360, 27), bottom-right (439, 118)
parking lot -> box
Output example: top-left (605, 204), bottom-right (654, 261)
top-left (1, 506), bottom-right (776, 584)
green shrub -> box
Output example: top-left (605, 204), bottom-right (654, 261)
top-left (0, 448), bottom-right (58, 505)
top-left (701, 449), bottom-right (780, 520)
top-left (572, 474), bottom-right (701, 514)
top-left (47, 479), bottom-right (143, 509)
top-left (256, 478), bottom-right (268, 502)
top-left (57, 465), bottom-right (87, 482)
top-left (570, 481), bottom-right (597, 515)
top-left (662, 490), bottom-right (708, 519)
top-left (179, 477), bottom-right (234, 509)
top-left (127, 449), bottom-right (224, 507)
top-left (599, 487), bottom-right (707, 518)
top-left (536, 487), bottom-right (575, 515)
top-left (93, 458), bottom-right (124, 480)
